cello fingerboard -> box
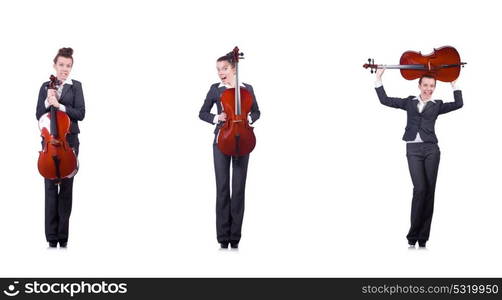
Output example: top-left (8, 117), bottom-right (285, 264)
top-left (377, 64), bottom-right (427, 70)
top-left (235, 61), bottom-right (242, 115)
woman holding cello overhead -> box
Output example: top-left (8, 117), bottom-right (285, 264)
top-left (366, 46), bottom-right (465, 248)
top-left (36, 47), bottom-right (85, 248)
top-left (199, 47), bottom-right (260, 249)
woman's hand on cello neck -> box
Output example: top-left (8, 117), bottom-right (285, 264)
top-left (47, 89), bottom-right (60, 108)
top-left (376, 68), bottom-right (385, 81)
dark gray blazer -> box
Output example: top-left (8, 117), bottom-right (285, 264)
top-left (36, 80), bottom-right (86, 135)
top-left (199, 83), bottom-right (260, 134)
top-left (375, 85), bottom-right (463, 143)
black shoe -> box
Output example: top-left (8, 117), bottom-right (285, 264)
top-left (48, 241), bottom-right (57, 248)
top-left (220, 242), bottom-right (229, 249)
top-left (418, 241), bottom-right (426, 248)
top-left (230, 242), bottom-right (239, 249)
top-left (408, 240), bottom-right (417, 246)
top-left (59, 242), bottom-right (67, 248)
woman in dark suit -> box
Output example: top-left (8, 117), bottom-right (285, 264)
top-left (199, 54), bottom-right (260, 249)
top-left (374, 68), bottom-right (463, 248)
top-left (36, 47), bottom-right (85, 248)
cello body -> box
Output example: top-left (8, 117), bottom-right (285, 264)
top-left (217, 87), bottom-right (256, 156)
top-left (37, 76), bottom-right (78, 181)
top-left (363, 46), bottom-right (466, 82)
top-left (399, 46), bottom-right (462, 82)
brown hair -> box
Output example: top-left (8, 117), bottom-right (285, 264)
top-left (217, 55), bottom-right (235, 68)
top-left (419, 74), bottom-right (436, 85)
top-left (53, 47), bottom-right (74, 64)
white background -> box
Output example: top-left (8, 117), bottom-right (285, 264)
top-left (0, 0), bottom-right (500, 277)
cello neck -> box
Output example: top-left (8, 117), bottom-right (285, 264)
top-left (48, 75), bottom-right (61, 139)
top-left (49, 103), bottom-right (60, 139)
top-left (235, 60), bottom-right (242, 115)
top-left (376, 64), bottom-right (427, 70)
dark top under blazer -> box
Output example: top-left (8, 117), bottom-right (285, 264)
top-left (375, 86), bottom-right (463, 143)
top-left (199, 83), bottom-right (261, 134)
top-left (36, 80), bottom-right (86, 135)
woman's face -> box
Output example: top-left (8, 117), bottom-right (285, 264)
top-left (217, 60), bottom-right (235, 85)
top-left (418, 77), bottom-right (436, 100)
top-left (53, 56), bottom-right (73, 81)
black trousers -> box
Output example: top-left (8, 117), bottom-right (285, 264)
top-left (213, 143), bottom-right (250, 244)
top-left (44, 135), bottom-right (79, 243)
top-left (405, 142), bottom-right (440, 244)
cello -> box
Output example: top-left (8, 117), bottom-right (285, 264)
top-left (363, 46), bottom-right (466, 82)
top-left (37, 75), bottom-right (78, 181)
top-left (217, 47), bottom-right (256, 156)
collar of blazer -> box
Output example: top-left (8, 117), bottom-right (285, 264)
top-left (412, 96), bottom-right (436, 113)
top-left (62, 78), bottom-right (73, 85)
top-left (59, 78), bottom-right (74, 101)
top-left (218, 82), bottom-right (246, 89)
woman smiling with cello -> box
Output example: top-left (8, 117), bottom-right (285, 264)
top-left (199, 47), bottom-right (260, 249)
top-left (366, 46), bottom-right (465, 248)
